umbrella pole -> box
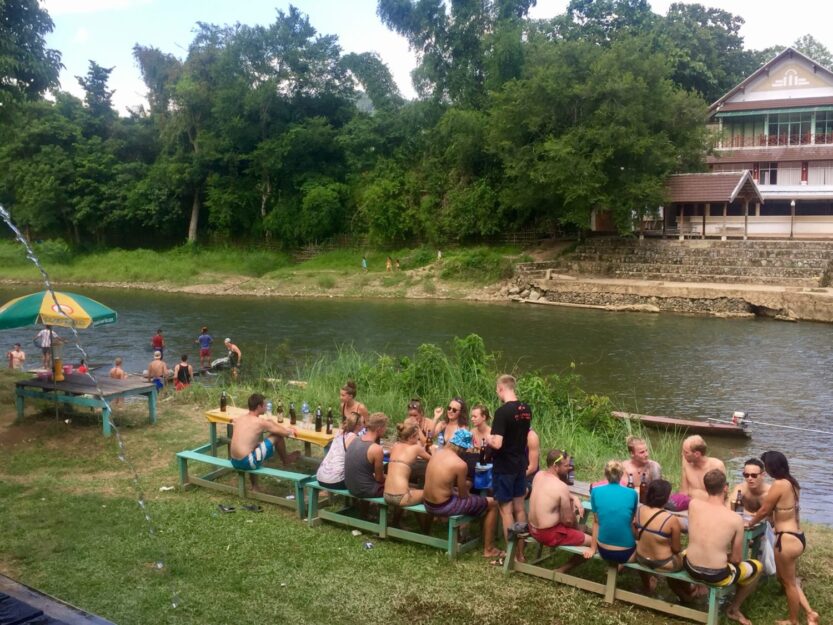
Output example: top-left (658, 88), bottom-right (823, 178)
top-left (50, 332), bottom-right (59, 421)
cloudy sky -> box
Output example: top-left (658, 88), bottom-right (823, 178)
top-left (41, 0), bottom-right (832, 114)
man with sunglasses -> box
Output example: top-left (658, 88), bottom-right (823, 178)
top-left (490, 374), bottom-right (532, 561)
top-left (727, 458), bottom-right (770, 515)
top-left (529, 449), bottom-right (590, 570)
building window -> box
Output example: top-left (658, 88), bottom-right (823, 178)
top-left (771, 112), bottom-right (812, 146)
top-left (816, 111), bottom-right (833, 144)
top-left (758, 162), bottom-right (778, 185)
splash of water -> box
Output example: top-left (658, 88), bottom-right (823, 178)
top-left (0, 205), bottom-right (180, 609)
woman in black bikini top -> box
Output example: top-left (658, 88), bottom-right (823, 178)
top-left (747, 451), bottom-right (818, 625)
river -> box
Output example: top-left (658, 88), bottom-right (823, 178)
top-left (1, 286), bottom-right (831, 522)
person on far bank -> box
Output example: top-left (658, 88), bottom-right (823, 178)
top-left (195, 326), bottom-right (213, 369)
top-left (174, 354), bottom-right (193, 391)
top-left (224, 338), bottom-right (241, 380)
top-left (361, 256), bottom-right (368, 272)
top-left (230, 393), bottom-right (300, 491)
top-left (150, 328), bottom-right (165, 359)
top-left (685, 469), bottom-right (762, 625)
top-left (7, 343), bottom-right (25, 370)
top-left (489, 374), bottom-right (532, 561)
top-left (586, 460), bottom-right (638, 564)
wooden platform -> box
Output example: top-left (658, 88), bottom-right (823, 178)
top-left (15, 373), bottom-right (157, 436)
top-left (0, 574), bottom-right (114, 625)
top-left (612, 411), bottom-right (750, 438)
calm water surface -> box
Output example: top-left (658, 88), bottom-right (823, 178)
top-left (1, 287), bottom-right (831, 521)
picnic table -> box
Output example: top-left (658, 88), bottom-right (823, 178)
top-left (15, 373), bottom-right (157, 437)
top-left (204, 407), bottom-right (335, 458)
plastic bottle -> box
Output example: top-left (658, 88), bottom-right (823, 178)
top-left (302, 401), bottom-right (311, 428)
top-left (266, 401), bottom-right (273, 416)
top-left (567, 457), bottom-right (576, 486)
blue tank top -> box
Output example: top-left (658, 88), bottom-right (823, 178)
top-left (590, 483), bottom-right (638, 548)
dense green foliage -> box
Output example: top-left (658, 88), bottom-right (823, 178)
top-left (1, 1), bottom-right (830, 248)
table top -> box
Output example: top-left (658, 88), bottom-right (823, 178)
top-left (16, 372), bottom-right (155, 395)
top-left (205, 408), bottom-right (335, 447)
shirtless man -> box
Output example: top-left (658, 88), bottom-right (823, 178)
top-left (423, 429), bottom-right (501, 559)
top-left (529, 449), bottom-right (589, 571)
top-left (727, 458), bottom-right (770, 515)
top-left (146, 351), bottom-right (168, 390)
top-left (7, 343), bottom-right (25, 370)
top-left (230, 393), bottom-right (299, 489)
top-left (109, 357), bottom-right (127, 380)
top-left (621, 435), bottom-right (662, 487)
top-left (672, 435), bottom-right (725, 510)
top-left (224, 338), bottom-right (242, 380)
top-left (684, 469), bottom-right (762, 625)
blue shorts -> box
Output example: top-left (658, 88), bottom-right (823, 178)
top-left (493, 471), bottom-right (527, 503)
top-left (231, 438), bottom-right (274, 470)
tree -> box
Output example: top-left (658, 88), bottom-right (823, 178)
top-left (548, 0), bottom-right (656, 45)
top-left (792, 35), bottom-right (833, 68)
top-left (0, 0), bottom-right (62, 118)
top-left (76, 61), bottom-right (116, 119)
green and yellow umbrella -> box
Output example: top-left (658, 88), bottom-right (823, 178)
top-left (0, 290), bottom-right (117, 330)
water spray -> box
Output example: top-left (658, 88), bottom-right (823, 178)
top-left (0, 205), bottom-right (180, 610)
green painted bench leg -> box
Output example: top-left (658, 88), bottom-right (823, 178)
top-left (446, 519), bottom-right (457, 559)
top-left (706, 588), bottom-right (718, 625)
top-left (307, 485), bottom-right (320, 527)
top-left (102, 405), bottom-right (113, 437)
top-left (237, 472), bottom-right (246, 499)
top-left (178, 455), bottom-right (189, 488)
top-left (379, 503), bottom-right (388, 538)
top-left (503, 535), bottom-right (517, 574)
top-left (15, 391), bottom-right (24, 422)
top-left (294, 480), bottom-right (305, 519)
top-left (604, 565), bottom-right (617, 603)
top-left (148, 388), bottom-right (157, 425)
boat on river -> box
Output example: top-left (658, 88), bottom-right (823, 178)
top-left (612, 410), bottom-right (750, 438)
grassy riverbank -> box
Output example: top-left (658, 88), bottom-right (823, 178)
top-left (0, 241), bottom-right (531, 300)
top-left (1, 340), bottom-right (831, 625)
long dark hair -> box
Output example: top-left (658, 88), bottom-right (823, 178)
top-left (446, 396), bottom-right (468, 427)
top-left (761, 450), bottom-right (800, 492)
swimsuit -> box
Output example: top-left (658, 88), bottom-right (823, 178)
top-left (597, 544), bottom-right (636, 564)
top-left (636, 553), bottom-right (679, 570)
top-left (383, 491), bottom-right (413, 507)
top-left (683, 555), bottom-right (762, 587)
top-left (230, 438), bottom-right (274, 470)
top-left (424, 494), bottom-right (487, 517)
top-left (635, 508), bottom-right (673, 539)
top-left (774, 531), bottom-right (806, 553)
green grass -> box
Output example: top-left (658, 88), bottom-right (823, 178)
top-left (1, 344), bottom-right (831, 625)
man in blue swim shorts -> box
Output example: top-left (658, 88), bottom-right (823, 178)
top-left (230, 393), bottom-right (299, 488)
top-left (423, 429), bottom-right (502, 559)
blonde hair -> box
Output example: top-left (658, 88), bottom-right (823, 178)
top-left (684, 435), bottom-right (707, 455)
top-left (604, 460), bottom-right (624, 483)
top-left (496, 374), bottom-right (516, 390)
top-left (396, 421), bottom-right (420, 442)
top-left (342, 411), bottom-right (363, 434)
top-left (626, 436), bottom-right (645, 454)
top-left (471, 403), bottom-right (491, 423)
top-left (366, 412), bottom-right (388, 432)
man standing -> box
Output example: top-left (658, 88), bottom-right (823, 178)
top-left (150, 329), bottom-right (165, 359)
top-left (671, 434), bottom-right (725, 510)
top-left (34, 325), bottom-right (60, 369)
top-left (684, 469), bottom-right (762, 625)
top-left (195, 326), bottom-right (213, 370)
top-left (489, 374), bottom-right (532, 560)
top-left (529, 449), bottom-right (590, 571)
top-left (146, 351), bottom-right (168, 390)
top-left (7, 343), bottom-right (25, 370)
top-left (423, 429), bottom-right (501, 559)
top-left (224, 338), bottom-right (242, 380)
top-left (727, 458), bottom-right (770, 515)
top-left (173, 354), bottom-right (193, 391)
top-left (622, 435), bottom-right (662, 486)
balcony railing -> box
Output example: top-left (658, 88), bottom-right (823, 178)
top-left (719, 132), bottom-right (833, 148)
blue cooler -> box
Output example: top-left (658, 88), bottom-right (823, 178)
top-left (474, 463), bottom-right (493, 490)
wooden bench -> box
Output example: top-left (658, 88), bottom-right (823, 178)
top-left (176, 445), bottom-right (314, 518)
top-left (504, 539), bottom-right (727, 625)
top-left (305, 480), bottom-right (481, 558)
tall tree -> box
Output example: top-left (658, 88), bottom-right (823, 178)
top-left (76, 61), bottom-right (116, 119)
top-left (548, 0), bottom-right (656, 45)
top-left (0, 0), bottom-right (62, 119)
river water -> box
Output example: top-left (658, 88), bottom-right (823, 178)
top-left (1, 286), bottom-right (831, 522)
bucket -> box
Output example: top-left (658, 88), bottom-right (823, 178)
top-left (63, 364), bottom-right (73, 375)
top-left (473, 463), bottom-right (493, 490)
top-left (36, 370), bottom-right (51, 381)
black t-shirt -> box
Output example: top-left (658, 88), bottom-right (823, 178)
top-left (491, 400), bottom-right (532, 475)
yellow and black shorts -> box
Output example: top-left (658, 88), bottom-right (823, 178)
top-left (683, 556), bottom-right (762, 587)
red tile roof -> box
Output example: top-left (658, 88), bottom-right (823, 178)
top-left (707, 144), bottom-right (833, 163)
top-left (666, 172), bottom-right (763, 204)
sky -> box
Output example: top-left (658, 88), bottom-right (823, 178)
top-left (41, 0), bottom-right (833, 115)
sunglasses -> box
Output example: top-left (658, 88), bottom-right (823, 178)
top-left (742, 472), bottom-right (761, 478)
top-left (447, 406), bottom-right (460, 413)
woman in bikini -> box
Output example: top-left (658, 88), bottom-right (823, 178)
top-left (406, 398), bottom-right (435, 444)
top-left (634, 479), bottom-right (703, 601)
top-left (384, 421), bottom-right (431, 508)
top-left (747, 451), bottom-right (818, 625)
top-left (433, 397), bottom-right (468, 449)
top-left (340, 380), bottom-right (369, 421)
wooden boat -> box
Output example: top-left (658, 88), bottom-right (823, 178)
top-left (612, 411), bottom-right (750, 438)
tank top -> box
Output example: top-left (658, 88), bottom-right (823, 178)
top-left (344, 439), bottom-right (380, 498)
top-left (176, 364), bottom-right (191, 384)
top-left (316, 432), bottom-right (355, 484)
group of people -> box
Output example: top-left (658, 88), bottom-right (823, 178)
top-left (229, 376), bottom-right (815, 625)
top-left (5, 325), bottom-right (64, 370)
top-left (142, 328), bottom-right (242, 391)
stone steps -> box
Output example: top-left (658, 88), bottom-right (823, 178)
top-left (565, 255), bottom-right (829, 269)
top-left (599, 272), bottom-right (815, 286)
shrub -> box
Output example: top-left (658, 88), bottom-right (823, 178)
top-left (317, 275), bottom-right (336, 289)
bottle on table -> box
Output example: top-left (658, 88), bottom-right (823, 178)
top-left (734, 490), bottom-right (744, 515)
top-left (326, 407), bottom-right (333, 434)
top-left (639, 472), bottom-right (648, 504)
top-left (627, 473), bottom-right (635, 489)
top-left (478, 438), bottom-right (487, 465)
top-left (302, 401), bottom-right (311, 428)
top-left (315, 405), bottom-right (323, 432)
top-left (289, 402), bottom-right (297, 425)
top-left (266, 401), bottom-right (273, 417)
top-left (219, 391), bottom-right (227, 412)
top-left (276, 402), bottom-right (285, 423)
